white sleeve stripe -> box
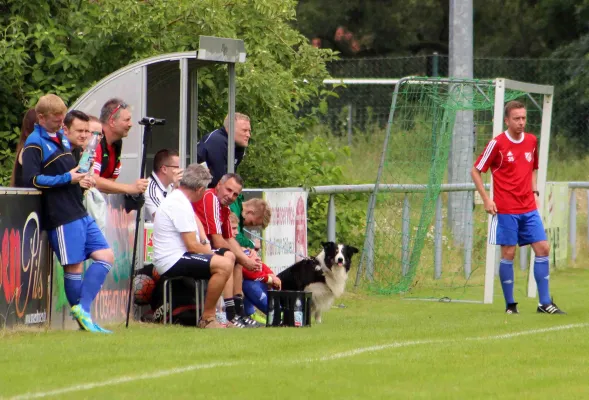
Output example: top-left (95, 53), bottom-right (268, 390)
top-left (213, 195), bottom-right (222, 233)
top-left (476, 139), bottom-right (497, 170)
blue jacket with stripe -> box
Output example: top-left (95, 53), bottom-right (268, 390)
top-left (22, 124), bottom-right (88, 230)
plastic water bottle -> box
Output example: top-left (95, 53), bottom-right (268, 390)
top-left (294, 296), bottom-right (303, 327)
top-left (215, 296), bottom-right (227, 325)
top-left (78, 130), bottom-right (101, 173)
top-left (268, 296), bottom-right (275, 326)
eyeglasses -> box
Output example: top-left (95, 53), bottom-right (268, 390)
top-left (108, 102), bottom-right (128, 121)
top-left (164, 165), bottom-right (180, 168)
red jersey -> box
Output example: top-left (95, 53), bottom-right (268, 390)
top-left (474, 131), bottom-right (538, 214)
top-left (242, 262), bottom-right (274, 283)
top-left (93, 141), bottom-right (121, 179)
top-left (192, 189), bottom-right (233, 240)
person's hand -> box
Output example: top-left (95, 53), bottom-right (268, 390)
top-left (79, 175), bottom-right (95, 189)
top-left (130, 178), bottom-right (149, 194)
top-left (483, 198), bottom-right (497, 215)
top-left (242, 255), bottom-right (262, 271)
top-left (69, 167), bottom-right (86, 184)
top-left (534, 192), bottom-right (540, 210)
top-left (173, 168), bottom-right (184, 186)
top-left (271, 275), bottom-right (281, 290)
top-left (247, 249), bottom-right (259, 260)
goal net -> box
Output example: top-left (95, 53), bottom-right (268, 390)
top-left (357, 77), bottom-right (553, 303)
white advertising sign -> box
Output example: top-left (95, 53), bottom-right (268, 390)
top-left (262, 191), bottom-right (308, 274)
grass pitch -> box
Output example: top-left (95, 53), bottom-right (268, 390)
top-left (1, 267), bottom-right (589, 400)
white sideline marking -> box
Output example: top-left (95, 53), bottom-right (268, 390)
top-left (7, 323), bottom-right (589, 399)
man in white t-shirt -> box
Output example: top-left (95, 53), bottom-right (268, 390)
top-left (144, 149), bottom-right (183, 222)
top-left (152, 163), bottom-right (234, 329)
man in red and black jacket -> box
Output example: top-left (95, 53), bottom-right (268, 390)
top-left (92, 98), bottom-right (148, 195)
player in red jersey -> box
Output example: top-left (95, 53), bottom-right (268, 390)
top-left (193, 173), bottom-right (263, 327)
top-left (471, 100), bottom-right (565, 315)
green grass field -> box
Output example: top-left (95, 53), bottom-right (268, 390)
top-left (2, 267), bottom-right (589, 400)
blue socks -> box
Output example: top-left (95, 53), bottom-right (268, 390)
top-left (63, 272), bottom-right (83, 307)
top-left (534, 256), bottom-right (551, 305)
top-left (499, 259), bottom-right (515, 305)
top-left (79, 261), bottom-right (112, 313)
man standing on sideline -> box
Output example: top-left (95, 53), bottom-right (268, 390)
top-left (471, 100), bottom-right (565, 315)
top-left (22, 94), bottom-right (115, 333)
top-left (193, 173), bottom-right (263, 327)
top-left (92, 98), bottom-right (149, 195)
top-left (152, 163), bottom-right (234, 329)
top-left (197, 113), bottom-right (251, 188)
top-left (144, 149), bottom-right (183, 222)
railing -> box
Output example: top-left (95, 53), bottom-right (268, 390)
top-left (310, 181), bottom-right (589, 284)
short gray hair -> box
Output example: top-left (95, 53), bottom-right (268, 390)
top-left (180, 163), bottom-right (212, 190)
top-left (223, 112), bottom-right (250, 131)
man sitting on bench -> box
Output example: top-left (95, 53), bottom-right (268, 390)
top-left (151, 163), bottom-right (234, 329)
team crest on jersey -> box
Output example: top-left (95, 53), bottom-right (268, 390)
top-left (525, 152), bottom-right (532, 162)
top-left (507, 151), bottom-right (514, 162)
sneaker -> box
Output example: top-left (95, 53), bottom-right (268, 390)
top-left (537, 301), bottom-right (566, 314)
top-left (70, 305), bottom-right (100, 332)
top-left (249, 312), bottom-right (267, 325)
top-left (505, 303), bottom-right (519, 314)
top-left (198, 316), bottom-right (226, 329)
top-left (93, 323), bottom-right (113, 334)
top-left (240, 315), bottom-right (264, 328)
top-left (226, 316), bottom-right (246, 328)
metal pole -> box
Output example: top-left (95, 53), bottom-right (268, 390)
top-left (347, 103), bottom-right (353, 147)
top-left (587, 190), bottom-right (589, 247)
top-left (401, 194), bottom-right (410, 276)
top-left (432, 52), bottom-right (440, 77)
top-left (519, 246), bottom-right (528, 271)
top-left (178, 58), bottom-right (189, 168)
top-left (190, 68), bottom-right (199, 163)
top-left (327, 194), bottom-right (336, 242)
top-left (227, 63), bottom-right (236, 173)
top-left (434, 195), bottom-right (443, 279)
top-left (463, 193), bottom-right (473, 279)
top-left (569, 189), bottom-right (577, 261)
top-left (356, 193), bottom-right (376, 287)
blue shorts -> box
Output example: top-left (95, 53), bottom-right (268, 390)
top-left (48, 215), bottom-right (110, 265)
top-left (489, 210), bottom-right (547, 247)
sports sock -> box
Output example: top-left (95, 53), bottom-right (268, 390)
top-left (79, 261), bottom-right (112, 313)
top-left (63, 272), bottom-right (83, 307)
top-left (499, 259), bottom-right (515, 305)
top-left (224, 297), bottom-right (236, 321)
top-left (534, 256), bottom-right (551, 305)
top-left (234, 294), bottom-right (246, 317)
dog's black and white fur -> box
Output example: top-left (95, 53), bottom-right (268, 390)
top-left (277, 242), bottom-right (359, 323)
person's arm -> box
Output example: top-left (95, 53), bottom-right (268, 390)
top-left (143, 181), bottom-right (159, 221)
top-left (471, 167), bottom-right (497, 215)
top-left (209, 234), bottom-right (260, 271)
top-left (181, 231), bottom-right (212, 254)
top-left (202, 133), bottom-right (227, 187)
top-left (22, 144), bottom-right (85, 188)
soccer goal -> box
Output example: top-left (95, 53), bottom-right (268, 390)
top-left (357, 76), bottom-right (554, 304)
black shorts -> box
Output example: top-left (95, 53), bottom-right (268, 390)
top-left (163, 252), bottom-right (214, 280)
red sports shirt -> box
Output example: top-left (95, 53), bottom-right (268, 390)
top-left (474, 131), bottom-right (539, 214)
top-left (192, 189), bottom-right (233, 240)
top-left (93, 142), bottom-right (121, 179)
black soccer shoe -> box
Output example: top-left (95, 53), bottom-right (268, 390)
top-left (537, 301), bottom-right (566, 315)
top-left (505, 303), bottom-right (519, 314)
top-left (239, 315), bottom-right (264, 328)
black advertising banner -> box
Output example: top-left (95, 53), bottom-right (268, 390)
top-left (0, 193), bottom-right (50, 328)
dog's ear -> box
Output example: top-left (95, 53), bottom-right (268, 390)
top-left (345, 246), bottom-right (359, 258)
top-left (322, 241), bottom-right (336, 251)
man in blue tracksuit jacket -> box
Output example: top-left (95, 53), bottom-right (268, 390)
top-left (22, 95), bottom-right (114, 333)
top-left (197, 112), bottom-right (251, 188)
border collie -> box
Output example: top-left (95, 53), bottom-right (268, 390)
top-left (277, 242), bottom-right (359, 323)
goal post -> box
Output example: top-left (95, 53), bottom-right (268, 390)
top-left (483, 79), bottom-right (554, 304)
top-left (359, 76), bottom-right (554, 304)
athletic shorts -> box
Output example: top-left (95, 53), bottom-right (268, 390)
top-left (489, 210), bottom-right (547, 247)
top-left (48, 215), bottom-right (110, 265)
top-left (163, 252), bottom-right (214, 280)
